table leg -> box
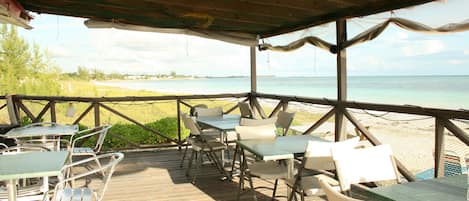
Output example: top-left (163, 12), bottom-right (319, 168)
top-left (287, 158), bottom-right (294, 197)
top-left (7, 179), bottom-right (17, 201)
top-left (220, 131), bottom-right (225, 167)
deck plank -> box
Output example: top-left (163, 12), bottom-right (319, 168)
top-left (75, 149), bottom-right (326, 201)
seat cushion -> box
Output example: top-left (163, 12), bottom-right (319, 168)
top-left (285, 174), bottom-right (340, 196)
top-left (72, 147), bottom-right (95, 154)
top-left (248, 161), bottom-right (288, 179)
top-left (192, 141), bottom-right (226, 152)
top-left (58, 188), bottom-right (94, 201)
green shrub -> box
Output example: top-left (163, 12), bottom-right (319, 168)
top-left (103, 117), bottom-right (189, 149)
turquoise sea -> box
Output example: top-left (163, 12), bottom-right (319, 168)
top-left (95, 75), bottom-right (469, 110)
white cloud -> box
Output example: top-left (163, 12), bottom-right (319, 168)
top-left (401, 39), bottom-right (444, 56)
top-left (83, 29), bottom-right (249, 75)
top-left (47, 45), bottom-right (72, 58)
top-left (448, 60), bottom-right (464, 65)
top-left (464, 50), bottom-right (469, 55)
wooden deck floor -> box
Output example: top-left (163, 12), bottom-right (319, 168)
top-left (96, 149), bottom-right (326, 201)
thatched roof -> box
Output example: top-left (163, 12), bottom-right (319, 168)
top-left (18, 0), bottom-right (434, 38)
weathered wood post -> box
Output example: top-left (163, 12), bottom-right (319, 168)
top-left (250, 46), bottom-right (257, 116)
top-left (335, 19), bottom-right (347, 141)
top-left (434, 117), bottom-right (446, 178)
top-left (94, 102), bottom-right (100, 127)
top-left (177, 99), bottom-right (182, 150)
top-left (50, 100), bottom-right (57, 123)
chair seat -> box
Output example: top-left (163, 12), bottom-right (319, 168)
top-left (192, 141), bottom-right (226, 152)
top-left (249, 161), bottom-right (289, 179)
top-left (0, 183), bottom-right (43, 199)
top-left (72, 147), bottom-right (95, 154)
top-left (286, 175), bottom-right (340, 196)
top-left (57, 188), bottom-right (95, 201)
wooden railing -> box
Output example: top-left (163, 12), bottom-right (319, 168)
top-left (1, 92), bottom-right (468, 182)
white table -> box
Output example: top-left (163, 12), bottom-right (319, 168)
top-left (0, 151), bottom-right (69, 201)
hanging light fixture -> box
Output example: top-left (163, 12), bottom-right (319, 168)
top-left (65, 103), bottom-right (76, 118)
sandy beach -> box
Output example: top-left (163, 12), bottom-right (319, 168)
top-left (281, 101), bottom-right (469, 174)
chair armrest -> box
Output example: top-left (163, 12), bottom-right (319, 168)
top-left (70, 130), bottom-right (102, 149)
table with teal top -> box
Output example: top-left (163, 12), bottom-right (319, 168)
top-left (5, 124), bottom-right (78, 138)
top-left (0, 151), bottom-right (69, 201)
top-left (356, 174), bottom-right (467, 201)
top-left (237, 135), bottom-right (328, 195)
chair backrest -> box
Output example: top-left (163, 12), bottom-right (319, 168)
top-left (319, 178), bottom-right (362, 201)
top-left (238, 102), bottom-right (254, 118)
top-left (181, 113), bottom-right (202, 135)
top-left (239, 117), bottom-right (277, 126)
top-left (194, 107), bottom-right (223, 117)
top-left (303, 137), bottom-right (360, 171)
top-left (53, 152), bottom-right (124, 201)
top-left (6, 94), bottom-right (20, 126)
top-left (190, 104), bottom-right (208, 116)
top-left (0, 143), bottom-right (7, 149)
top-left (235, 124), bottom-right (277, 140)
top-left (73, 125), bottom-right (112, 152)
top-left (332, 144), bottom-right (400, 192)
top-left (275, 111), bottom-right (295, 136)
top-left (443, 150), bottom-right (468, 176)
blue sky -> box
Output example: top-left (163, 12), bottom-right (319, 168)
top-left (17, 0), bottom-right (469, 77)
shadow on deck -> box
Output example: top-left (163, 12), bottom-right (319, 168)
top-left (99, 149), bottom-right (326, 201)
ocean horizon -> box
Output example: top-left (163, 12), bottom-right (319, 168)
top-left (95, 75), bottom-right (469, 110)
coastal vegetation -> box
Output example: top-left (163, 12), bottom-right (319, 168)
top-left (0, 24), bottom-right (322, 149)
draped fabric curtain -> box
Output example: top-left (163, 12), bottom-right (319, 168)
top-left (259, 17), bottom-right (469, 53)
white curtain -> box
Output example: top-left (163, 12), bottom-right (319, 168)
top-left (260, 17), bottom-right (469, 53)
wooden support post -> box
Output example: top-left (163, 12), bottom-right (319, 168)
top-left (250, 46), bottom-right (257, 93)
top-left (343, 109), bottom-right (416, 182)
top-left (16, 101), bottom-right (35, 121)
top-left (34, 102), bottom-right (51, 122)
top-left (441, 118), bottom-right (469, 146)
top-left (252, 97), bottom-right (267, 119)
top-left (268, 101), bottom-right (284, 118)
top-left (304, 108), bottom-right (335, 135)
top-left (335, 19), bottom-right (347, 142)
top-left (282, 101), bottom-right (289, 111)
top-left (50, 100), bottom-right (56, 123)
top-left (434, 117), bottom-right (445, 178)
top-left (73, 104), bottom-right (94, 125)
top-left (177, 99), bottom-right (182, 150)
top-left (94, 102), bottom-right (100, 127)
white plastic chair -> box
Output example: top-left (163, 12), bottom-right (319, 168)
top-left (194, 107), bottom-right (223, 117)
top-left (180, 114), bottom-right (228, 183)
top-left (44, 152), bottom-right (124, 201)
top-left (319, 178), bottom-right (362, 201)
top-left (235, 124), bottom-right (288, 201)
top-left (275, 111), bottom-right (295, 136)
top-left (332, 144), bottom-right (401, 193)
top-left (238, 102), bottom-right (254, 119)
top-left (179, 113), bottom-right (220, 168)
top-left (287, 137), bottom-right (360, 201)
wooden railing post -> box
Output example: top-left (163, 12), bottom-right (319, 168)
top-left (177, 99), bottom-right (182, 150)
top-left (94, 102), bottom-right (100, 127)
top-left (50, 100), bottom-right (56, 123)
top-left (434, 117), bottom-right (446, 178)
top-left (335, 19), bottom-right (347, 142)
